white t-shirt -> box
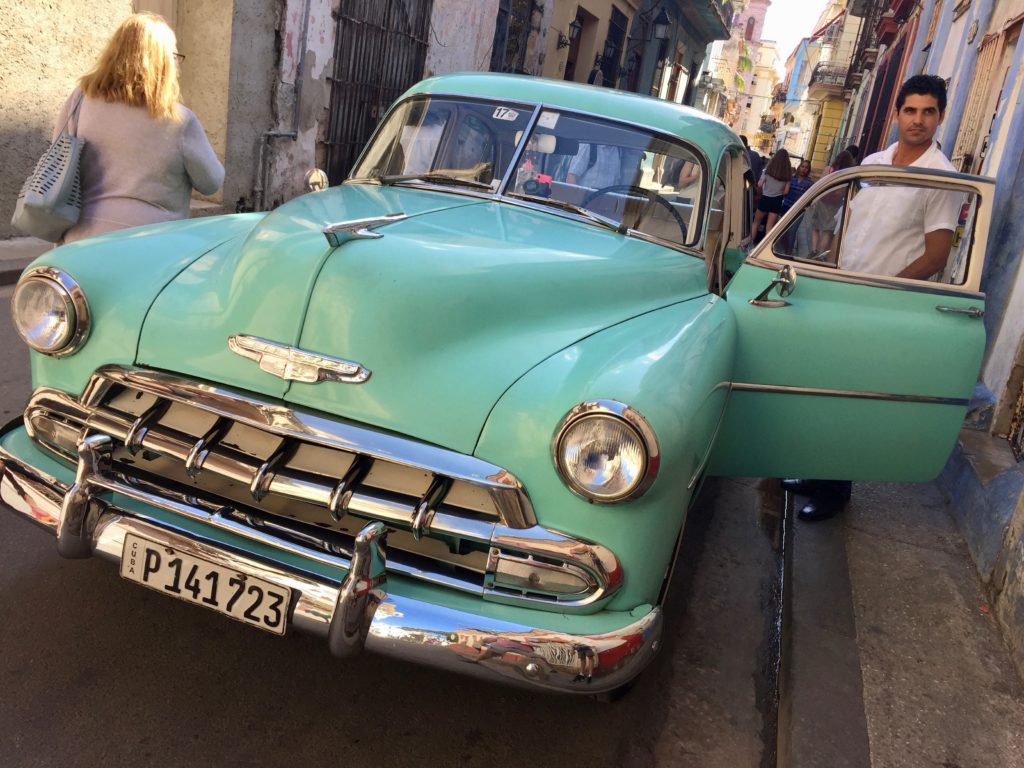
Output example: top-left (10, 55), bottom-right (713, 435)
top-left (840, 141), bottom-right (961, 277)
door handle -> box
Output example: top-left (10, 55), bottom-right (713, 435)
top-left (936, 305), bottom-right (984, 319)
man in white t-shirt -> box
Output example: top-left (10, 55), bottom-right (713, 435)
top-left (790, 75), bottom-right (960, 523)
top-left (839, 74), bottom-right (961, 280)
top-left (566, 143), bottom-right (622, 189)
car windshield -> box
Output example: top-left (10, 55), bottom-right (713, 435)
top-left (350, 97), bottom-right (706, 249)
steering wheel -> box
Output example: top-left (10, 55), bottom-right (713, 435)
top-left (580, 184), bottom-right (688, 240)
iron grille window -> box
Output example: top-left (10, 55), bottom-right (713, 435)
top-left (490, 0), bottom-right (532, 73)
top-left (601, 7), bottom-right (629, 87)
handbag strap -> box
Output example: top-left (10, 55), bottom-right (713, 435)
top-left (58, 91), bottom-right (85, 138)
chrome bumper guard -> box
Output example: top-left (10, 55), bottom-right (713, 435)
top-left (0, 429), bottom-right (662, 693)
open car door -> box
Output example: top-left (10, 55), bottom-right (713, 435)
top-left (710, 165), bottom-right (994, 482)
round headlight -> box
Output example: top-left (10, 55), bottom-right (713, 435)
top-left (554, 401), bottom-right (659, 503)
top-left (11, 268), bottom-right (89, 356)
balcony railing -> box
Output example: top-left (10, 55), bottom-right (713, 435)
top-left (809, 63), bottom-right (849, 89)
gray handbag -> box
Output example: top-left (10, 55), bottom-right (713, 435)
top-left (11, 93), bottom-right (85, 242)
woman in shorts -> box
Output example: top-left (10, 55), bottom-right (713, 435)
top-left (752, 148), bottom-right (792, 239)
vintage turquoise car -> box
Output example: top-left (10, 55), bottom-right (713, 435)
top-left (1, 73), bottom-right (993, 694)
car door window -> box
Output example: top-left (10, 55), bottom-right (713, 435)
top-left (772, 178), bottom-right (980, 286)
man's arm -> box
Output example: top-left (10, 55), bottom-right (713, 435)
top-left (896, 228), bottom-right (954, 280)
top-left (565, 143), bottom-right (590, 185)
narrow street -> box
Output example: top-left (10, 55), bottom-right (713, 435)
top-left (3, 281), bottom-right (1024, 766)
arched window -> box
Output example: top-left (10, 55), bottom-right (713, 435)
top-left (745, 17), bottom-right (756, 42)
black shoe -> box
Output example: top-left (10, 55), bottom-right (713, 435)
top-left (797, 497), bottom-right (844, 522)
top-left (780, 478), bottom-right (821, 492)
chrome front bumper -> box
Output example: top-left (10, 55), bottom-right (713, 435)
top-left (0, 423), bottom-right (662, 694)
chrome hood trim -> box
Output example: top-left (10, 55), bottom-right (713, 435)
top-left (228, 334), bottom-right (371, 384)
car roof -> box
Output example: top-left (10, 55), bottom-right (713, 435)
top-left (404, 72), bottom-right (742, 167)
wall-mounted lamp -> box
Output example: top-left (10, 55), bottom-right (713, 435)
top-left (570, 18), bottom-right (582, 40)
top-left (558, 18), bottom-right (582, 49)
top-left (652, 8), bottom-right (671, 42)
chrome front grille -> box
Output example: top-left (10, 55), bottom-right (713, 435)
top-left (24, 366), bottom-right (623, 612)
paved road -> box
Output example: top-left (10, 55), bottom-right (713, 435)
top-left (0, 284), bottom-right (785, 767)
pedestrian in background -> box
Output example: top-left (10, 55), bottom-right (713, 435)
top-left (808, 149), bottom-right (857, 257)
top-left (781, 159), bottom-right (814, 216)
top-left (751, 147), bottom-right (793, 240)
top-left (53, 12), bottom-right (224, 244)
top-left (740, 135), bottom-right (763, 181)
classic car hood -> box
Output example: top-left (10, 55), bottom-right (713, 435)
top-left (137, 185), bottom-right (481, 401)
top-left (139, 186), bottom-right (709, 452)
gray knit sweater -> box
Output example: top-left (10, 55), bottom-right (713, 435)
top-left (53, 89), bottom-right (225, 243)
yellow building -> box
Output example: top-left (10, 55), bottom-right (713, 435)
top-left (543, 1), bottom-right (640, 84)
top-left (803, 2), bottom-right (861, 170)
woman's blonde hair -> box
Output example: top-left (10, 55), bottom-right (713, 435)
top-left (79, 13), bottom-right (181, 121)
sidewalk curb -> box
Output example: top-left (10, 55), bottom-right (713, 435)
top-left (0, 265), bottom-right (29, 287)
top-left (938, 430), bottom-right (1024, 681)
top-left (778, 492), bottom-right (871, 768)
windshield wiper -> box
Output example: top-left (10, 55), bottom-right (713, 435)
top-left (379, 173), bottom-right (494, 191)
top-left (512, 194), bottom-right (628, 234)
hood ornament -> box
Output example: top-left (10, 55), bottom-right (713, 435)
top-left (322, 212), bottom-right (406, 248)
top-left (228, 335), bottom-right (371, 384)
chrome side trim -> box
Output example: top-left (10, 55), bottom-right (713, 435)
top-left (227, 335), bottom-right (371, 385)
top-left (0, 438), bottom-right (661, 694)
top-left (730, 382), bottom-right (969, 407)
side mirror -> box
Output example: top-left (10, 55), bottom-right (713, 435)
top-left (305, 168), bottom-right (329, 193)
top-left (749, 264), bottom-right (796, 307)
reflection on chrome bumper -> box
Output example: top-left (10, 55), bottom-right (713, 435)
top-left (0, 428), bottom-right (661, 694)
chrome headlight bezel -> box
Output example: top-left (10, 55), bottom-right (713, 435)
top-left (11, 266), bottom-right (90, 356)
top-left (552, 400), bottom-right (660, 503)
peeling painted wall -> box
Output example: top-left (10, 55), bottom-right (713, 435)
top-left (0, 1), bottom-right (134, 238)
top-left (222, 2), bottom-right (278, 212)
top-left (175, 0), bottom-right (232, 204)
top-left (424, 0), bottom-right (500, 76)
top-left (261, 0), bottom-right (335, 209)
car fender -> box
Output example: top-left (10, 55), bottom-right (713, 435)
top-left (475, 295), bottom-right (737, 609)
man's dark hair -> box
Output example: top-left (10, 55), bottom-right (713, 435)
top-left (895, 74), bottom-right (947, 114)
top-left (844, 144), bottom-right (860, 160)
top-left (740, 135), bottom-right (750, 148)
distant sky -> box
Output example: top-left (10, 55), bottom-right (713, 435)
top-left (761, 0), bottom-right (831, 71)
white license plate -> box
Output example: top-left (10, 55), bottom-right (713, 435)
top-left (120, 533), bottom-right (291, 636)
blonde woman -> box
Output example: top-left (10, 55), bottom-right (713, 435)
top-left (53, 13), bottom-right (224, 243)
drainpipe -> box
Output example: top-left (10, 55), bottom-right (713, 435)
top-left (938, 0), bottom-right (996, 155)
top-left (253, 0), bottom-right (312, 212)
